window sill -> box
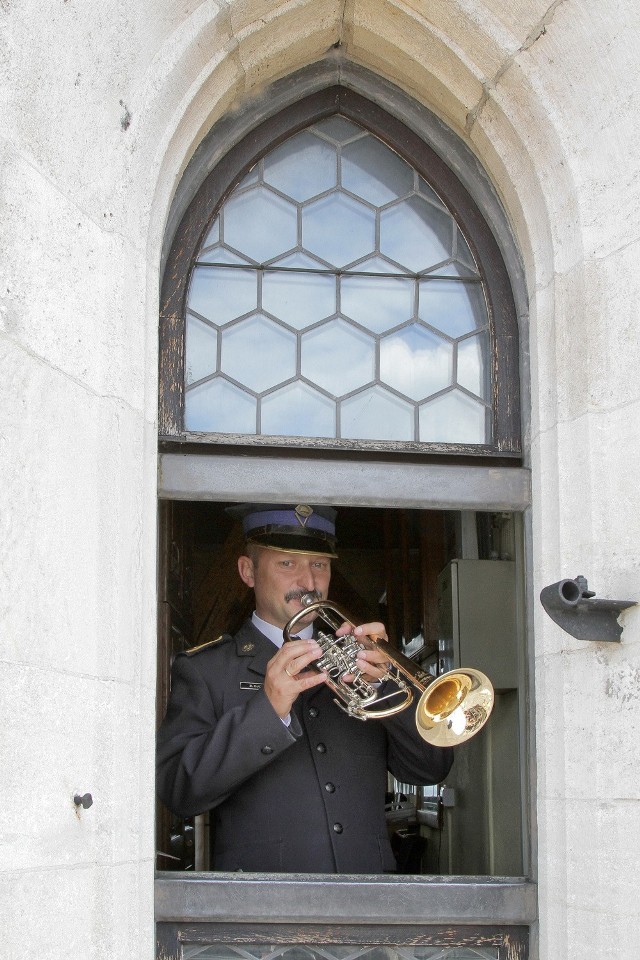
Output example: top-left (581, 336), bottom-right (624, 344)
top-left (155, 872), bottom-right (537, 925)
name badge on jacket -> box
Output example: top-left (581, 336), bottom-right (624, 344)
top-left (240, 681), bottom-right (263, 690)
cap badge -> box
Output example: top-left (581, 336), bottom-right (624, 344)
top-left (294, 504), bottom-right (314, 527)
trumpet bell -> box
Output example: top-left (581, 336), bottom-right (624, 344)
top-left (284, 596), bottom-right (495, 747)
top-left (415, 668), bottom-right (494, 747)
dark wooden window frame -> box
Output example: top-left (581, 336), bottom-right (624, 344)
top-left (159, 87), bottom-right (521, 458)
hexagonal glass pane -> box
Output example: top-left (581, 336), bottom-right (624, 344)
top-left (341, 136), bottom-right (414, 206)
top-left (303, 193), bottom-right (375, 267)
top-left (262, 253), bottom-right (336, 329)
top-left (185, 315), bottom-right (217, 385)
top-left (200, 218), bottom-right (220, 251)
top-left (221, 314), bottom-right (296, 392)
top-left (341, 386), bottom-right (414, 441)
top-left (185, 378), bottom-right (256, 433)
top-left (341, 274), bottom-right (414, 334)
top-left (418, 177), bottom-right (446, 208)
top-left (380, 324), bottom-right (453, 400)
top-left (239, 165), bottom-right (259, 188)
top-left (263, 131), bottom-right (337, 202)
top-left (223, 186), bottom-right (297, 262)
top-left (419, 279), bottom-right (488, 337)
top-left (261, 382), bottom-right (336, 438)
top-left (188, 265), bottom-right (257, 324)
top-left (455, 228), bottom-right (478, 272)
top-left (301, 319), bottom-right (375, 395)
top-left (196, 244), bottom-right (251, 266)
top-left (457, 332), bottom-right (489, 398)
top-left (419, 390), bottom-right (488, 444)
top-left (380, 196), bottom-right (453, 272)
top-left (313, 116), bottom-right (363, 143)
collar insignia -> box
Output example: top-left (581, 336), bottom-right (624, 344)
top-left (240, 641), bottom-right (256, 653)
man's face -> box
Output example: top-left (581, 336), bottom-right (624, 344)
top-left (237, 547), bottom-right (332, 630)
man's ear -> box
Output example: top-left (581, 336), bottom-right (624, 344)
top-left (237, 555), bottom-right (255, 588)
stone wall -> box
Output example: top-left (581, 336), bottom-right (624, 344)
top-left (1, 2), bottom-right (639, 958)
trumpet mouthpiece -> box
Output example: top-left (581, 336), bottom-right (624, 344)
top-left (300, 591), bottom-right (321, 607)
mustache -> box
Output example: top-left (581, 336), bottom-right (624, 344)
top-left (285, 589), bottom-right (322, 604)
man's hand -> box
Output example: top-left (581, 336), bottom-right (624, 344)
top-left (264, 638), bottom-right (327, 719)
top-left (336, 620), bottom-right (391, 683)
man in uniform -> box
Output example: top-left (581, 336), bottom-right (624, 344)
top-left (156, 504), bottom-right (453, 873)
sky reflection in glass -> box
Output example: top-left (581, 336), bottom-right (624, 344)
top-left (261, 382), bottom-right (335, 438)
top-left (457, 334), bottom-right (486, 398)
top-left (221, 314), bottom-right (296, 392)
top-left (303, 193), bottom-right (375, 266)
top-left (262, 253), bottom-right (335, 328)
top-left (341, 137), bottom-right (414, 206)
top-left (301, 320), bottom-right (375, 394)
top-left (381, 325), bottom-right (453, 400)
top-left (419, 280), bottom-right (486, 338)
top-left (341, 274), bottom-right (413, 334)
top-left (186, 315), bottom-right (217, 385)
top-left (264, 131), bottom-right (337, 201)
top-left (380, 196), bottom-right (452, 271)
top-left (341, 386), bottom-right (414, 441)
top-left (419, 390), bottom-right (487, 443)
top-left (185, 379), bottom-right (256, 433)
top-left (223, 186), bottom-right (297, 262)
top-left (184, 115), bottom-right (491, 446)
top-left (189, 264), bottom-right (256, 324)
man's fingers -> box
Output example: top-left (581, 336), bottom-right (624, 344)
top-left (281, 641), bottom-right (321, 677)
top-left (297, 670), bottom-right (328, 690)
top-left (353, 622), bottom-right (388, 643)
top-left (264, 640), bottom-right (326, 718)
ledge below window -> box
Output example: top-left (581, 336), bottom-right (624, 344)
top-left (155, 873), bottom-right (537, 925)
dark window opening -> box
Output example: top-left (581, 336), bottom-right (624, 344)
top-left (156, 501), bottom-right (525, 879)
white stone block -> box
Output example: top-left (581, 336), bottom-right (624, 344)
top-left (0, 662), bottom-right (155, 871)
top-left (0, 151), bottom-right (147, 411)
top-left (0, 338), bottom-right (148, 682)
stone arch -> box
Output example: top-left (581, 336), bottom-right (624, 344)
top-left (143, 1), bottom-right (573, 305)
top-left (141, 4), bottom-right (596, 496)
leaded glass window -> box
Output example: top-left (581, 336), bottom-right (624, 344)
top-left (160, 90), bottom-right (520, 456)
top-left (184, 116), bottom-right (490, 446)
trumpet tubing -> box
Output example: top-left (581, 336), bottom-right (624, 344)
top-left (284, 596), bottom-right (494, 747)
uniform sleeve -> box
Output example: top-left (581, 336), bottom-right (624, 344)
top-left (156, 654), bottom-right (301, 817)
top-left (380, 687), bottom-right (454, 786)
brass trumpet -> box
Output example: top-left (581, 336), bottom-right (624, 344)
top-left (284, 595), bottom-right (494, 747)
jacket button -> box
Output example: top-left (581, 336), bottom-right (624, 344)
top-left (308, 707), bottom-right (319, 718)
top-left (333, 822), bottom-right (343, 833)
top-left (261, 745), bottom-right (273, 755)
top-left (325, 782), bottom-right (335, 793)
top-left (316, 743), bottom-right (326, 753)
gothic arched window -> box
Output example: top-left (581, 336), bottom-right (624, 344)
top-left (160, 90), bottom-right (520, 457)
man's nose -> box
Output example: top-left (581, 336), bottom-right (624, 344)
top-left (298, 565), bottom-right (318, 591)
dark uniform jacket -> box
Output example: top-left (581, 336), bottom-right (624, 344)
top-left (156, 619), bottom-right (453, 874)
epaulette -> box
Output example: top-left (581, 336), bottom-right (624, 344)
top-left (184, 634), bottom-right (232, 656)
